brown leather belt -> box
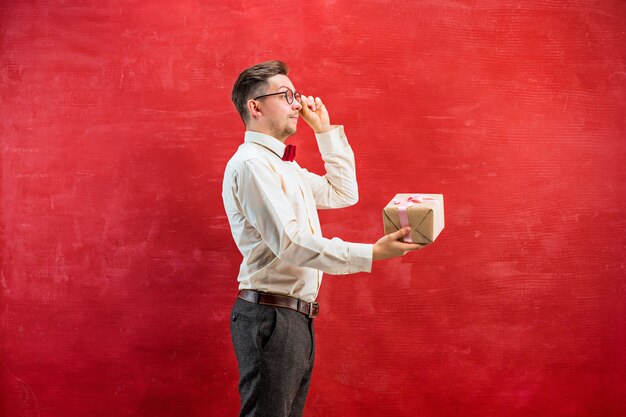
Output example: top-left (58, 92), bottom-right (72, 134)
top-left (238, 289), bottom-right (319, 319)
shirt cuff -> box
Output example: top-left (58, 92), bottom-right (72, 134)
top-left (315, 125), bottom-right (349, 154)
top-left (348, 243), bottom-right (374, 273)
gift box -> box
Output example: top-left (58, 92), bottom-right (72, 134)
top-left (382, 194), bottom-right (445, 245)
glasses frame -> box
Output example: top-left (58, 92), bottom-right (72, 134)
top-left (253, 88), bottom-right (301, 105)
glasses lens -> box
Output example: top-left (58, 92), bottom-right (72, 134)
top-left (294, 91), bottom-right (301, 103)
top-left (285, 89), bottom-right (294, 104)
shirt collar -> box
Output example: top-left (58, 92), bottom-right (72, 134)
top-left (244, 130), bottom-right (286, 159)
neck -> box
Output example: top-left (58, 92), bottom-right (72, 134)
top-left (246, 125), bottom-right (289, 143)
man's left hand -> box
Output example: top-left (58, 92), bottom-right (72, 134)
top-left (300, 95), bottom-right (331, 133)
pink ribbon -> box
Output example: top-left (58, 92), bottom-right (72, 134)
top-left (392, 195), bottom-right (438, 243)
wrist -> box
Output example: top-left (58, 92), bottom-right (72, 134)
top-left (313, 124), bottom-right (334, 134)
top-left (313, 125), bottom-right (332, 134)
top-left (372, 247), bottom-right (380, 261)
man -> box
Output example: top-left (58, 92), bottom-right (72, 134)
top-left (222, 60), bottom-right (421, 417)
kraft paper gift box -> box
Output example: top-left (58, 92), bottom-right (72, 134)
top-left (382, 194), bottom-right (445, 245)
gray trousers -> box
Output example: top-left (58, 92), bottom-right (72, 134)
top-left (230, 298), bottom-right (315, 417)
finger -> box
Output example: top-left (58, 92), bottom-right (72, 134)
top-left (400, 243), bottom-right (425, 251)
top-left (387, 227), bottom-right (410, 241)
top-left (301, 95), bottom-right (315, 114)
top-left (308, 95), bottom-right (316, 111)
top-left (299, 98), bottom-right (310, 115)
top-left (315, 97), bottom-right (324, 108)
top-left (402, 245), bottom-right (424, 254)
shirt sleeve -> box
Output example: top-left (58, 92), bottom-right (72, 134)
top-left (298, 125), bottom-right (360, 209)
top-left (234, 157), bottom-right (373, 275)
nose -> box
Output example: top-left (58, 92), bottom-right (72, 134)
top-left (292, 99), bottom-right (302, 111)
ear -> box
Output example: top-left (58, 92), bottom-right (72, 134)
top-left (247, 99), bottom-right (262, 120)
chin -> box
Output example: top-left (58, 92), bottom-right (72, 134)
top-left (284, 126), bottom-right (296, 138)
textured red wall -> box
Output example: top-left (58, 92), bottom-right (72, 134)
top-left (1, 1), bottom-right (625, 416)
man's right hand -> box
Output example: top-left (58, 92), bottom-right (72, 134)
top-left (373, 227), bottom-right (425, 261)
top-left (299, 95), bottom-right (331, 133)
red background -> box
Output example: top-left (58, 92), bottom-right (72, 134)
top-left (1, 1), bottom-right (625, 416)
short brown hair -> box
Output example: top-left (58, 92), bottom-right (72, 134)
top-left (231, 60), bottom-right (289, 123)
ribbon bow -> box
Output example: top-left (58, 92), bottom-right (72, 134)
top-left (282, 144), bottom-right (296, 162)
top-left (393, 194), bottom-right (438, 243)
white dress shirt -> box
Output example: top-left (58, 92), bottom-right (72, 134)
top-left (222, 125), bottom-right (373, 302)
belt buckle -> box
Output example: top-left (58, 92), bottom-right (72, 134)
top-left (308, 301), bottom-right (319, 318)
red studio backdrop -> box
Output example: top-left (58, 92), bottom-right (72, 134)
top-left (1, 1), bottom-right (625, 416)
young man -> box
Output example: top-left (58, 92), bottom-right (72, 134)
top-left (222, 60), bottom-right (421, 417)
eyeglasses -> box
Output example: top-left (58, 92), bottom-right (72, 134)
top-left (253, 88), bottom-right (301, 105)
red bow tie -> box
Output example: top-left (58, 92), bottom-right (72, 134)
top-left (282, 144), bottom-right (296, 162)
